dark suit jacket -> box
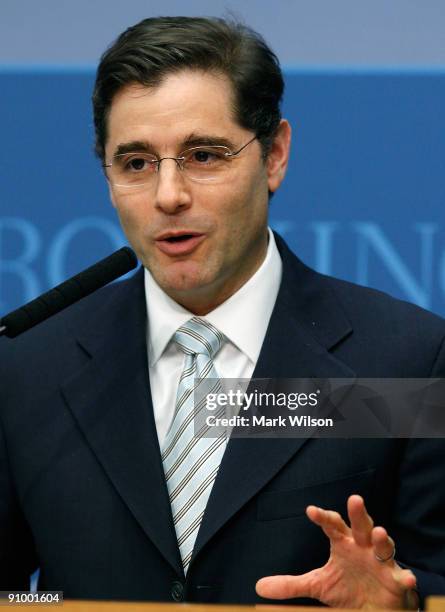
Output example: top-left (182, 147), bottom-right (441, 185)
top-left (1, 235), bottom-right (445, 606)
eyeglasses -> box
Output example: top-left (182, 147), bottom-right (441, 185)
top-left (103, 136), bottom-right (257, 189)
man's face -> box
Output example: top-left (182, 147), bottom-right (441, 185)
top-left (105, 70), bottom-right (289, 313)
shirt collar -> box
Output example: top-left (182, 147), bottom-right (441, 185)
top-left (145, 228), bottom-right (282, 366)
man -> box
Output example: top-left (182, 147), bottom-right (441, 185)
top-left (1, 16), bottom-right (444, 608)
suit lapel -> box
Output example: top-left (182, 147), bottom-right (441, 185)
top-left (58, 236), bottom-right (357, 575)
top-left (192, 235), bottom-right (356, 562)
top-left (60, 269), bottom-right (183, 577)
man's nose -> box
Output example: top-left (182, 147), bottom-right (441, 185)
top-left (154, 158), bottom-right (192, 215)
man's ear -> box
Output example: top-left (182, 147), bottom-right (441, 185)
top-left (267, 119), bottom-right (291, 193)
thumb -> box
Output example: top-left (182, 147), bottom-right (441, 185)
top-left (256, 573), bottom-right (317, 600)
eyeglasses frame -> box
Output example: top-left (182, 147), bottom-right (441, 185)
top-left (102, 135), bottom-right (257, 187)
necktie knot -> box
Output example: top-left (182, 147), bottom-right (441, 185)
top-left (174, 317), bottom-right (223, 359)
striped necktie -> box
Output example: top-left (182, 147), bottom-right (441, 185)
top-left (161, 317), bottom-right (227, 573)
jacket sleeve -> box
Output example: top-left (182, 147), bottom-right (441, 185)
top-left (392, 336), bottom-right (445, 607)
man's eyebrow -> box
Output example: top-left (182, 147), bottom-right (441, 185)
top-left (113, 134), bottom-right (236, 157)
top-left (182, 134), bottom-right (235, 149)
top-left (114, 141), bottom-right (154, 156)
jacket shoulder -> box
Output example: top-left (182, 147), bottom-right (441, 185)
top-left (325, 272), bottom-right (445, 340)
top-left (0, 268), bottom-right (145, 387)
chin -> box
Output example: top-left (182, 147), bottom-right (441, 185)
top-left (156, 269), bottom-right (212, 295)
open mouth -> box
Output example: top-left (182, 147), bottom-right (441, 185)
top-left (165, 234), bottom-right (195, 243)
top-left (156, 232), bottom-right (206, 256)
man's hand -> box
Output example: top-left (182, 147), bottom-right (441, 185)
top-left (256, 495), bottom-right (418, 609)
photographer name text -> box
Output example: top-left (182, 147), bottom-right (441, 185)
top-left (206, 414), bottom-right (334, 428)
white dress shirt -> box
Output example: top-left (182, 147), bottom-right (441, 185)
top-left (145, 228), bottom-right (283, 447)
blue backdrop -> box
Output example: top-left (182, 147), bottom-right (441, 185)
top-left (1, 68), bottom-right (444, 318)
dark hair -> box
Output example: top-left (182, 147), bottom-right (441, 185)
top-left (93, 16), bottom-right (284, 161)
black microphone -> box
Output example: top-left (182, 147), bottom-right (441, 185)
top-left (0, 247), bottom-right (138, 339)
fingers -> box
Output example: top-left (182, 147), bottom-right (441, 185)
top-left (306, 505), bottom-right (349, 541)
top-left (369, 520), bottom-right (415, 598)
top-left (395, 568), bottom-right (417, 592)
top-left (348, 494), bottom-right (374, 547)
top-left (396, 570), bottom-right (419, 610)
top-left (308, 496), bottom-right (400, 569)
top-left (372, 525), bottom-right (395, 563)
top-left (256, 573), bottom-right (317, 600)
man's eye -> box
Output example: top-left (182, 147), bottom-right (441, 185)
top-left (189, 150), bottom-right (223, 164)
top-left (117, 155), bottom-right (157, 173)
top-left (125, 157), bottom-right (150, 172)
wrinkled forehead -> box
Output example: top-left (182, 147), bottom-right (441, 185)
top-left (105, 70), bottom-right (245, 157)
